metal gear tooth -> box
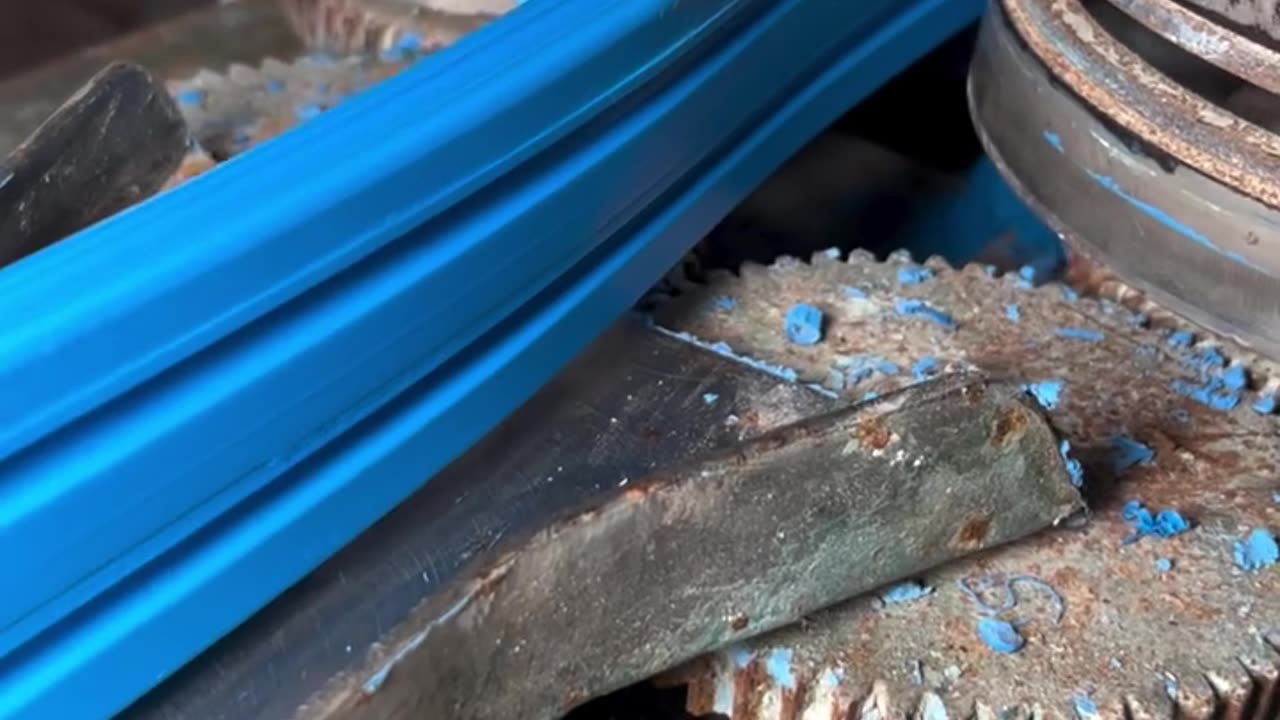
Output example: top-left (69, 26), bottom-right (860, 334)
top-left (1169, 673), bottom-right (1221, 719)
top-left (1237, 653), bottom-right (1280, 719)
top-left (847, 248), bottom-right (878, 265)
top-left (1202, 669), bottom-right (1251, 720)
top-left (886, 248), bottom-right (915, 265)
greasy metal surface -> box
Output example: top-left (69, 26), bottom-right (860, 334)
top-left (0, 0), bottom-right (301, 154)
top-left (970, 6), bottom-right (1280, 363)
top-left (122, 320), bottom-right (834, 720)
top-left (0, 62), bottom-right (188, 269)
top-left (277, 0), bottom-right (502, 54)
top-left (1105, 0), bottom-right (1280, 96)
top-left (1179, 0), bottom-right (1280, 41)
top-left (1000, 0), bottom-right (1280, 209)
top-left (650, 250), bottom-right (1280, 718)
top-left (304, 375), bottom-right (1080, 720)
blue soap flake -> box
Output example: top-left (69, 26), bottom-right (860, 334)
top-left (1074, 693), bottom-right (1098, 719)
top-left (1233, 528), bottom-right (1279, 572)
top-left (713, 296), bottom-right (736, 311)
top-left (266, 79), bottom-right (284, 94)
top-left (296, 103), bottom-right (323, 121)
top-left (842, 286), bottom-right (868, 300)
top-left (765, 648), bottom-right (797, 690)
top-left (912, 357), bottom-right (940, 382)
top-left (1155, 557), bottom-right (1173, 573)
top-left (894, 299), bottom-right (956, 331)
top-left (976, 618), bottom-right (1024, 654)
top-left (897, 266), bottom-right (934, 285)
top-left (702, 393), bottom-right (719, 406)
top-left (1056, 327), bottom-right (1105, 343)
top-left (1168, 330), bottom-right (1194, 348)
top-left (1222, 365), bottom-right (1249, 392)
top-left (785, 304), bottom-right (825, 346)
top-left (1059, 439), bottom-right (1084, 487)
top-left (1005, 304), bottom-right (1021, 323)
top-left (175, 88), bottom-right (204, 107)
top-left (1253, 395), bottom-right (1277, 415)
top-left (875, 360), bottom-right (901, 376)
top-left (1016, 266), bottom-right (1036, 289)
top-left (880, 581), bottom-right (934, 605)
top-left (1061, 285), bottom-right (1080, 302)
top-left (1171, 379), bottom-right (1240, 412)
top-left (1122, 500), bottom-right (1191, 543)
top-left (1110, 435), bottom-right (1154, 474)
top-left (1024, 379), bottom-right (1063, 410)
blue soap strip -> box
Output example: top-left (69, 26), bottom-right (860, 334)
top-left (976, 618), bottom-right (1024, 654)
top-left (880, 580), bottom-right (933, 605)
top-left (1055, 327), bottom-right (1104, 343)
top-left (894, 299), bottom-right (956, 330)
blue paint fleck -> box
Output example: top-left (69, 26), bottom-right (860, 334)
top-left (1168, 330), bottom-right (1194, 348)
top-left (862, 391), bottom-right (880, 402)
top-left (1024, 379), bottom-right (1063, 410)
top-left (713, 295), bottom-right (736, 311)
top-left (175, 88), bottom-right (204, 106)
top-left (1110, 435), bottom-right (1154, 474)
top-left (1044, 131), bottom-right (1065, 153)
top-left (1061, 285), bottom-right (1080, 302)
top-left (1055, 327), bottom-right (1105, 343)
top-left (912, 357), bottom-right (940, 382)
top-left (976, 618), bottom-right (1024, 654)
top-left (1005, 304), bottom-right (1021, 322)
top-left (1059, 440), bottom-right (1084, 487)
top-left (897, 266), bottom-right (934, 285)
top-left (785, 304), bottom-right (824, 345)
top-left (880, 581), bottom-right (934, 605)
top-left (1252, 395), bottom-right (1277, 415)
top-left (1122, 500), bottom-right (1191, 543)
top-left (1155, 557), bottom-right (1173, 573)
top-left (842, 286), bottom-right (868, 300)
top-left (1016, 265), bottom-right (1036, 289)
top-left (1233, 528), bottom-right (1279, 572)
top-left (1073, 692), bottom-right (1098, 718)
top-left (765, 648), bottom-right (797, 690)
top-left (296, 103), bottom-right (323, 121)
top-left (702, 393), bottom-right (719, 406)
top-left (894, 299), bottom-right (956, 331)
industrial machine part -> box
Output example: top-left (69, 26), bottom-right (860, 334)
top-left (969, 0), bottom-right (1280, 361)
top-left (644, 250), bottom-right (1280, 718)
top-left (275, 0), bottom-right (501, 54)
top-left (0, 1), bottom-right (986, 717)
top-left (0, 62), bottom-right (188, 268)
top-left (308, 374), bottom-right (1081, 720)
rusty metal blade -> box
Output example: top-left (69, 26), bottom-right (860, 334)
top-left (306, 373), bottom-right (1082, 720)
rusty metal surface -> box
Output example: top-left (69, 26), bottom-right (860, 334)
top-left (647, 250), bottom-right (1280, 718)
top-left (1105, 0), bottom-right (1280, 96)
top-left (970, 5), bottom-right (1280, 364)
top-left (302, 375), bottom-right (1080, 720)
top-left (0, 0), bottom-right (301, 154)
top-left (122, 319), bottom-right (838, 720)
top-left (276, 0), bottom-right (503, 54)
top-left (1178, 0), bottom-right (1280, 41)
top-left (1000, 0), bottom-right (1280, 210)
top-left (0, 62), bottom-right (189, 269)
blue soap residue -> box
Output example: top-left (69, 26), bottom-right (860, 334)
top-left (296, 103), bottom-right (323, 121)
top-left (1155, 557), bottom-right (1173, 573)
top-left (1110, 435), bottom-right (1154, 474)
top-left (765, 648), bottom-right (797, 690)
top-left (1233, 528), bottom-right (1279, 572)
top-left (897, 266), bottom-right (934, 285)
top-left (1044, 130), bottom-right (1065, 153)
top-left (1122, 500), bottom-right (1191, 543)
top-left (880, 581), bottom-right (934, 605)
top-left (1016, 265), bottom-right (1036, 289)
top-left (1024, 379), bottom-right (1063, 410)
top-left (1168, 330), bottom-right (1194, 348)
top-left (842, 286), bottom-right (868, 300)
top-left (702, 393), bottom-right (719, 406)
top-left (785, 304), bottom-right (825, 346)
top-left (912, 357), bottom-right (940, 382)
top-left (976, 618), bottom-right (1024, 654)
top-left (894, 299), bottom-right (956, 331)
top-left (1252, 395), bottom-right (1277, 415)
top-left (1073, 693), bottom-right (1098, 718)
top-left (1005, 304), bottom-right (1021, 322)
top-left (713, 296), bottom-right (737, 311)
top-left (175, 88), bottom-right (204, 107)
top-left (1059, 440), bottom-right (1084, 487)
top-left (1055, 327), bottom-right (1104, 343)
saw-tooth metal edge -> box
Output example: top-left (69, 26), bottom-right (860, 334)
top-left (643, 246), bottom-right (1280, 719)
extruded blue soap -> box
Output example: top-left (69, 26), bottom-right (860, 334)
top-left (784, 304), bottom-right (824, 346)
top-left (976, 618), bottom-right (1024, 654)
top-left (1233, 528), bottom-right (1279, 572)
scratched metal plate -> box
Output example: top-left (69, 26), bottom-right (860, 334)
top-left (651, 251), bottom-right (1280, 718)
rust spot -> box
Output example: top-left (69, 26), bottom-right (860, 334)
top-left (854, 417), bottom-right (892, 450)
top-left (990, 406), bottom-right (1030, 448)
top-left (731, 614), bottom-right (750, 631)
top-left (953, 516), bottom-right (992, 549)
top-left (961, 381), bottom-right (986, 405)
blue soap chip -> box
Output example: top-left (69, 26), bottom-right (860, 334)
top-left (976, 618), bottom-right (1024, 654)
top-left (1233, 528), bottom-right (1279, 572)
top-left (784, 304), bottom-right (824, 346)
